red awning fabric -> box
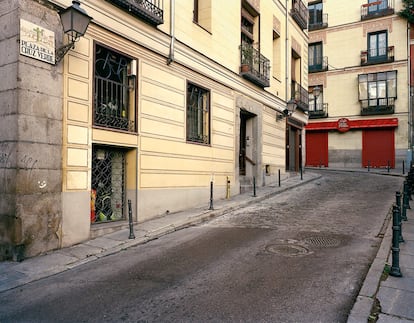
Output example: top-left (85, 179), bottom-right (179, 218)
top-left (305, 118), bottom-right (398, 131)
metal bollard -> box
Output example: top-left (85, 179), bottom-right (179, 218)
top-left (300, 166), bottom-right (303, 180)
top-left (253, 176), bottom-right (257, 197)
top-left (404, 180), bottom-right (411, 209)
top-left (397, 204), bottom-right (404, 243)
top-left (128, 199), bottom-right (135, 239)
top-left (368, 160), bottom-right (370, 172)
top-left (397, 191), bottom-right (407, 222)
top-left (226, 176), bottom-right (230, 199)
top-left (389, 204), bottom-right (403, 277)
top-left (403, 160), bottom-right (405, 175)
top-left (209, 180), bottom-right (214, 210)
top-left (278, 169), bottom-right (281, 187)
top-left (387, 160), bottom-right (390, 173)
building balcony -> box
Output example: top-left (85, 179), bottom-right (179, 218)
top-left (360, 98), bottom-right (395, 115)
top-left (291, 81), bottom-right (309, 111)
top-left (309, 13), bottom-right (328, 31)
top-left (291, 0), bottom-right (308, 30)
top-left (240, 43), bottom-right (270, 88)
top-left (309, 103), bottom-right (328, 119)
top-left (105, 0), bottom-right (164, 26)
top-left (309, 56), bottom-right (328, 73)
top-left (360, 46), bottom-right (394, 66)
top-left (361, 0), bottom-right (394, 20)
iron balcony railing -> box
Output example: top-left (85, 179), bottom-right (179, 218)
top-left (291, 0), bottom-right (308, 30)
top-left (309, 56), bottom-right (328, 73)
top-left (309, 13), bottom-right (328, 31)
top-left (240, 43), bottom-right (270, 88)
top-left (361, 0), bottom-right (394, 20)
top-left (309, 102), bottom-right (328, 119)
top-left (360, 46), bottom-right (394, 65)
top-left (291, 81), bottom-right (309, 111)
top-left (360, 97), bottom-right (395, 115)
top-left (106, 0), bottom-right (164, 25)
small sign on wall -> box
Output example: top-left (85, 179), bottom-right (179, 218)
top-left (20, 19), bottom-right (55, 64)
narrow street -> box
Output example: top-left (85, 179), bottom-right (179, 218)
top-left (0, 171), bottom-right (403, 323)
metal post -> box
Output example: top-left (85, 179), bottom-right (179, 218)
top-left (387, 160), bottom-right (390, 173)
top-left (278, 169), bottom-right (281, 187)
top-left (368, 160), bottom-right (370, 172)
top-left (403, 160), bottom-right (405, 175)
top-left (397, 203), bottom-right (404, 243)
top-left (403, 181), bottom-right (410, 217)
top-left (300, 166), bottom-right (303, 180)
top-left (390, 204), bottom-right (403, 277)
top-left (253, 176), bottom-right (257, 197)
top-left (128, 199), bottom-right (135, 239)
top-left (226, 176), bottom-right (230, 199)
top-left (209, 180), bottom-right (214, 210)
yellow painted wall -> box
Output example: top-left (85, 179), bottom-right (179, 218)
top-left (307, 0), bottom-right (410, 167)
top-left (59, 0), bottom-right (309, 229)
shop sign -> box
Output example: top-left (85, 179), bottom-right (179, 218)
top-left (337, 118), bottom-right (350, 132)
top-left (20, 19), bottom-right (55, 64)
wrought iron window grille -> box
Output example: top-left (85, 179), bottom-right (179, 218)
top-left (94, 45), bottom-right (136, 132)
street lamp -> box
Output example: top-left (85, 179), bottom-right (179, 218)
top-left (312, 85), bottom-right (321, 111)
top-left (277, 99), bottom-right (297, 121)
top-left (55, 0), bottom-right (92, 63)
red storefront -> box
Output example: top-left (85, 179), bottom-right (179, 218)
top-left (305, 118), bottom-right (398, 168)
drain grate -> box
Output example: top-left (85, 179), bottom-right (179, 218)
top-left (265, 243), bottom-right (310, 257)
top-left (303, 236), bottom-right (341, 248)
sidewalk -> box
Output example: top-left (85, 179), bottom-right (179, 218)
top-left (0, 171), bottom-right (322, 294)
top-left (342, 167), bottom-right (414, 322)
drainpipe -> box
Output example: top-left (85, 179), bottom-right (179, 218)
top-left (408, 22), bottom-right (413, 164)
top-left (285, 0), bottom-right (289, 103)
top-left (167, 0), bottom-right (175, 65)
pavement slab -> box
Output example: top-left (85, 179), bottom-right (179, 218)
top-left (377, 285), bottom-right (414, 320)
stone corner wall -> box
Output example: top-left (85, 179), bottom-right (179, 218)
top-left (0, 0), bottom-right (64, 260)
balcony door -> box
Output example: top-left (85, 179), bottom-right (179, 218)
top-left (309, 1), bottom-right (322, 26)
top-left (309, 42), bottom-right (322, 71)
top-left (368, 31), bottom-right (387, 61)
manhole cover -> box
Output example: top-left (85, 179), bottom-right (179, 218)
top-left (303, 236), bottom-right (341, 248)
top-left (265, 243), bottom-right (310, 257)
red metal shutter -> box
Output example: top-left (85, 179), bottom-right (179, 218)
top-left (362, 129), bottom-right (395, 168)
top-left (306, 131), bottom-right (328, 167)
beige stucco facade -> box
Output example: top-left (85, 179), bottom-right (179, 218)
top-left (0, 0), bottom-right (309, 259)
top-left (306, 0), bottom-right (410, 169)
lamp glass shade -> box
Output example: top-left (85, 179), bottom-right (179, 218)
top-left (59, 1), bottom-right (92, 41)
top-left (286, 99), bottom-right (297, 113)
top-left (312, 86), bottom-right (321, 98)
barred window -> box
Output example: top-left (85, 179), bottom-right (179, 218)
top-left (186, 83), bottom-right (210, 145)
top-left (94, 44), bottom-right (136, 132)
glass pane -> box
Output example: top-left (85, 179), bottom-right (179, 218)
top-left (378, 72), bottom-right (386, 81)
top-left (378, 81), bottom-right (386, 98)
top-left (359, 74), bottom-right (367, 82)
top-left (369, 34), bottom-right (377, 57)
top-left (359, 81), bottom-right (368, 100)
top-left (368, 82), bottom-right (377, 99)
top-left (387, 78), bottom-right (397, 97)
top-left (378, 33), bottom-right (387, 56)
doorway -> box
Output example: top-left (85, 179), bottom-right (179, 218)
top-left (286, 124), bottom-right (302, 171)
top-left (239, 109), bottom-right (257, 176)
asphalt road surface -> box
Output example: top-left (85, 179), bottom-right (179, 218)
top-left (0, 171), bottom-right (404, 322)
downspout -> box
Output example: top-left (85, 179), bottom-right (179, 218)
top-left (285, 0), bottom-right (289, 103)
top-left (408, 21), bottom-right (413, 163)
top-left (167, 0), bottom-right (175, 65)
